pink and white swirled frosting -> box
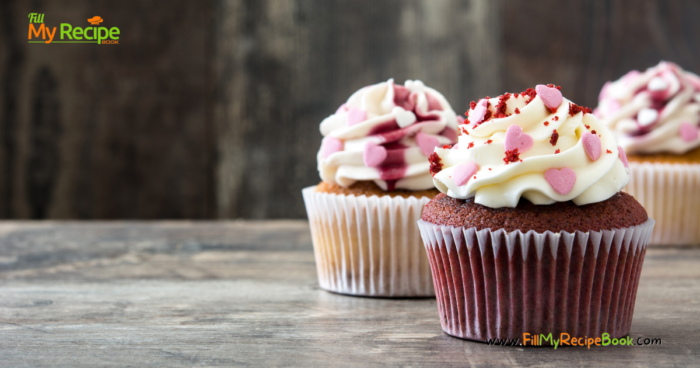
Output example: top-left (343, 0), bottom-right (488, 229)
top-left (431, 85), bottom-right (629, 208)
top-left (596, 61), bottom-right (700, 154)
top-left (317, 79), bottom-right (459, 191)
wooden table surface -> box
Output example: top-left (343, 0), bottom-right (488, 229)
top-left (1, 221), bottom-right (698, 367)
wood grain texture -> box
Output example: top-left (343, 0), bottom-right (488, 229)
top-left (0, 0), bottom-right (216, 219)
top-left (4, 1), bottom-right (700, 219)
top-left (214, 0), bottom-right (502, 218)
top-left (1, 222), bottom-right (699, 367)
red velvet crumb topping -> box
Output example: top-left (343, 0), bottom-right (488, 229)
top-left (493, 93), bottom-right (511, 119)
top-left (503, 148), bottom-right (520, 164)
top-left (520, 88), bottom-right (537, 104)
top-left (514, 107), bottom-right (520, 114)
top-left (591, 130), bottom-right (597, 134)
top-left (606, 149), bottom-right (612, 154)
top-left (428, 152), bottom-right (442, 176)
top-left (485, 139), bottom-right (493, 144)
top-left (555, 149), bottom-right (561, 154)
top-left (554, 116), bottom-right (559, 121)
top-left (443, 144), bottom-right (453, 149)
top-left (467, 142), bottom-right (474, 149)
top-left (544, 121), bottom-right (550, 126)
top-left (470, 101), bottom-right (477, 110)
top-left (550, 130), bottom-right (559, 146)
top-left (569, 103), bottom-right (593, 116)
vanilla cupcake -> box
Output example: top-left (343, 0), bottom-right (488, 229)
top-left (303, 79), bottom-right (459, 296)
top-left (419, 85), bottom-right (654, 342)
top-left (597, 61), bottom-right (700, 245)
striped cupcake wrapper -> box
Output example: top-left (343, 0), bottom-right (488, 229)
top-left (303, 186), bottom-right (434, 297)
top-left (417, 218), bottom-right (655, 342)
top-left (624, 162), bottom-right (700, 246)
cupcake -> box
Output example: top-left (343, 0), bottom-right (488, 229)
top-left (303, 79), bottom-right (459, 297)
top-left (418, 85), bottom-right (655, 342)
top-left (596, 61), bottom-right (700, 246)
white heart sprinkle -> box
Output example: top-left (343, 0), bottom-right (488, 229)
top-left (405, 79), bottom-right (425, 93)
top-left (647, 76), bottom-right (668, 91)
top-left (637, 108), bottom-right (658, 127)
top-left (392, 106), bottom-right (417, 128)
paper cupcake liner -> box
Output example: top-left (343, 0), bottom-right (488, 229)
top-left (624, 162), bottom-right (700, 246)
top-left (302, 186), bottom-right (435, 297)
top-left (417, 218), bottom-right (655, 342)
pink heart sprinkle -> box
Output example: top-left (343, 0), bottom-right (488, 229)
top-left (545, 168), bottom-right (576, 195)
top-left (346, 107), bottom-right (367, 126)
top-left (536, 84), bottom-right (563, 110)
top-left (452, 162), bottom-right (478, 186)
top-left (363, 143), bottom-right (387, 167)
top-left (469, 105), bottom-right (487, 125)
top-left (504, 125), bottom-right (533, 153)
top-left (416, 132), bottom-right (440, 156)
top-left (679, 122), bottom-right (699, 142)
top-left (321, 137), bottom-right (343, 158)
top-left (581, 132), bottom-right (602, 161)
top-left (618, 146), bottom-right (629, 168)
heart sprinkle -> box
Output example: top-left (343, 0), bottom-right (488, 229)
top-left (362, 142), bottom-right (387, 167)
top-left (321, 137), bottom-right (343, 158)
top-left (452, 162), bottom-right (478, 186)
top-left (346, 107), bottom-right (367, 127)
top-left (392, 106), bottom-right (417, 128)
top-left (416, 132), bottom-right (440, 156)
top-left (679, 122), bottom-right (699, 142)
top-left (618, 146), bottom-right (629, 168)
top-left (545, 168), bottom-right (576, 195)
top-left (504, 125), bottom-right (534, 153)
top-left (535, 84), bottom-right (563, 110)
top-left (581, 132), bottom-right (602, 161)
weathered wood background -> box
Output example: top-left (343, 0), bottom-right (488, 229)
top-left (1, 0), bottom-right (700, 219)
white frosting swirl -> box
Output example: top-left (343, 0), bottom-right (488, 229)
top-left (432, 87), bottom-right (629, 208)
top-left (317, 79), bottom-right (459, 191)
top-left (596, 61), bottom-right (700, 155)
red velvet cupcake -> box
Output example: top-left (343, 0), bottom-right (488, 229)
top-left (418, 85), bottom-right (655, 343)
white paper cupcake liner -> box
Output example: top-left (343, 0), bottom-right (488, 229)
top-left (624, 162), bottom-right (700, 246)
top-left (417, 218), bottom-right (655, 342)
top-left (302, 186), bottom-right (435, 297)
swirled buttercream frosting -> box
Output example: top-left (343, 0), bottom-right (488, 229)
top-left (430, 85), bottom-right (629, 208)
top-left (596, 61), bottom-right (700, 155)
top-left (317, 79), bottom-right (459, 191)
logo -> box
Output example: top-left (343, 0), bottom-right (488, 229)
top-left (28, 13), bottom-right (120, 44)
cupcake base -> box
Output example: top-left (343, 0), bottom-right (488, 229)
top-left (417, 219), bottom-right (655, 342)
top-left (625, 162), bottom-right (700, 246)
top-left (303, 186), bottom-right (435, 297)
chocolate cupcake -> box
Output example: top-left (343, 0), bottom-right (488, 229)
top-left (303, 79), bottom-right (459, 297)
top-left (418, 85), bottom-right (655, 342)
top-left (596, 61), bottom-right (700, 245)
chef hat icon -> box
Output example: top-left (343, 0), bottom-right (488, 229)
top-left (87, 16), bottom-right (103, 25)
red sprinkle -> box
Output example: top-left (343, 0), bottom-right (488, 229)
top-left (428, 152), bottom-right (442, 176)
top-left (485, 139), bottom-right (493, 144)
top-left (606, 149), bottom-right (612, 154)
top-left (460, 127), bottom-right (470, 135)
top-left (585, 124), bottom-right (591, 129)
top-left (488, 168), bottom-right (492, 171)
top-left (470, 101), bottom-right (477, 110)
top-left (569, 103), bottom-right (594, 116)
top-left (550, 129), bottom-right (559, 146)
top-left (514, 107), bottom-right (520, 114)
top-left (520, 88), bottom-right (537, 104)
top-left (544, 121), bottom-right (550, 126)
top-left (547, 84), bottom-right (562, 90)
top-left (591, 130), bottom-right (597, 134)
top-left (554, 116), bottom-right (559, 121)
top-left (514, 93), bottom-right (520, 98)
top-left (493, 93), bottom-right (512, 119)
top-left (555, 149), bottom-right (561, 154)
top-left (467, 142), bottom-right (474, 149)
top-left (442, 144), bottom-right (453, 149)
top-left (503, 148), bottom-right (520, 164)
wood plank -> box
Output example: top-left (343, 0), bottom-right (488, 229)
top-left (214, 0), bottom-right (502, 218)
top-left (0, 0), bottom-right (216, 219)
top-left (0, 222), bottom-right (699, 366)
